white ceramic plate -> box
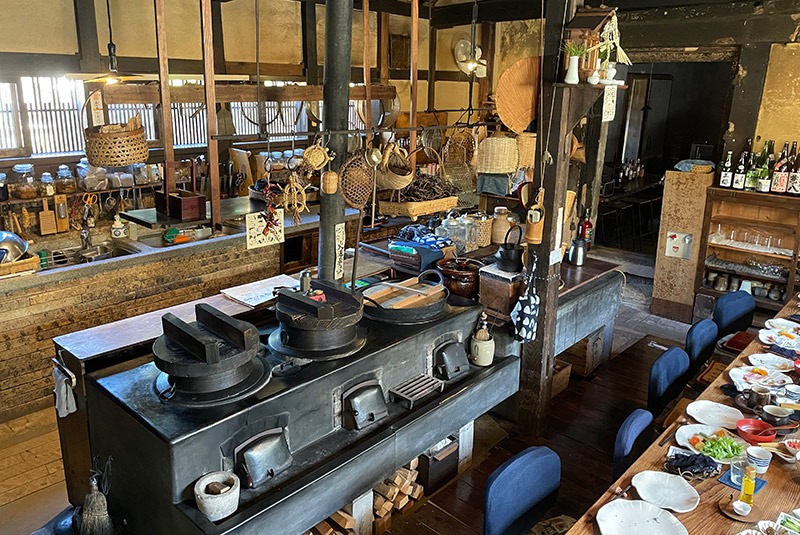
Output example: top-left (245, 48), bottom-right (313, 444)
top-left (675, 424), bottom-right (748, 464)
top-left (686, 400), bottom-right (744, 430)
top-left (596, 500), bottom-right (688, 535)
top-left (760, 518), bottom-right (800, 535)
top-left (631, 471), bottom-right (700, 513)
top-left (759, 328), bottom-right (800, 350)
top-left (729, 365), bottom-right (793, 391)
top-left (748, 352), bottom-right (795, 373)
top-left (765, 318), bottom-right (800, 333)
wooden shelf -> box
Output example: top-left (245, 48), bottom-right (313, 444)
top-left (707, 243), bottom-right (793, 261)
top-left (703, 263), bottom-right (789, 285)
top-left (1, 183), bottom-right (164, 206)
top-left (697, 286), bottom-right (784, 312)
top-left (710, 215), bottom-right (796, 234)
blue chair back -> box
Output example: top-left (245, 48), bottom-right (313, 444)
top-left (648, 347), bottom-right (690, 416)
top-left (613, 409), bottom-right (653, 479)
top-left (712, 290), bottom-right (755, 338)
top-left (484, 446), bottom-right (561, 535)
top-left (685, 318), bottom-right (718, 373)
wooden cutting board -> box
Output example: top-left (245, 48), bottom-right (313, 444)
top-left (38, 198), bottom-right (57, 235)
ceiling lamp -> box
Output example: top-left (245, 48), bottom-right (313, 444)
top-left (85, 0), bottom-right (141, 84)
top-left (453, 1), bottom-right (488, 78)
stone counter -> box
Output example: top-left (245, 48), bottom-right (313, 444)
top-left (0, 209), bottom-right (359, 422)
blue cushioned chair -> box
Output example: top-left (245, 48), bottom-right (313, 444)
top-left (613, 409), bottom-right (654, 479)
top-left (685, 318), bottom-right (718, 377)
top-left (484, 446), bottom-right (561, 535)
top-left (712, 290), bottom-right (756, 339)
top-left (648, 347), bottom-right (690, 416)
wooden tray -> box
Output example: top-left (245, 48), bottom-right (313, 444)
top-left (379, 196), bottom-right (458, 221)
top-left (0, 252), bottom-right (39, 277)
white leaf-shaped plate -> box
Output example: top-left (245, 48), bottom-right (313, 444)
top-left (686, 400), bottom-right (744, 430)
top-left (596, 500), bottom-right (688, 535)
top-left (765, 318), bottom-right (800, 333)
top-left (631, 471), bottom-right (700, 513)
top-left (759, 328), bottom-right (800, 350)
top-left (729, 365), bottom-right (792, 391)
top-left (748, 352), bottom-right (795, 373)
top-left (675, 424), bottom-right (748, 464)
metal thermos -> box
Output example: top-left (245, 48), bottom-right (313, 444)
top-left (568, 238), bottom-right (587, 266)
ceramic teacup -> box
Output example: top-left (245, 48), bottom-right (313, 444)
top-left (745, 385), bottom-right (772, 408)
top-left (746, 445), bottom-right (772, 475)
top-left (762, 405), bottom-right (792, 426)
top-left (784, 384), bottom-right (800, 401)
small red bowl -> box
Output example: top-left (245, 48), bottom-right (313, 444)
top-left (737, 418), bottom-right (777, 444)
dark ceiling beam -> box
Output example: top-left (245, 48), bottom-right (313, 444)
top-left (290, 0), bottom-right (430, 18)
top-left (431, 0), bottom-right (542, 29)
top-left (73, 0), bottom-right (105, 73)
top-left (588, 0), bottom-right (744, 9)
top-left (618, 0), bottom-right (800, 48)
top-left (0, 53), bottom-right (80, 76)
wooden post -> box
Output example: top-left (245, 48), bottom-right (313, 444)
top-left (153, 0), bottom-right (175, 193)
top-left (301, 0), bottom-right (319, 85)
top-left (201, 0), bottom-right (221, 230)
top-left (409, 0), bottom-right (419, 168)
top-left (378, 12), bottom-right (390, 85)
top-left (478, 22), bottom-right (495, 111)
top-left (363, 0), bottom-right (372, 134)
top-left (426, 25), bottom-right (437, 111)
top-left (74, 0), bottom-right (104, 73)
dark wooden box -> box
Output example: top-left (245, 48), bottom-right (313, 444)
top-left (479, 267), bottom-right (525, 317)
top-left (155, 190), bottom-right (207, 221)
top-left (418, 439), bottom-right (459, 494)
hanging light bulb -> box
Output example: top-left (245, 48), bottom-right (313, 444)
top-left (84, 0), bottom-right (141, 84)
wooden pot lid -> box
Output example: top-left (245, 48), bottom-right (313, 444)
top-left (496, 57), bottom-right (541, 135)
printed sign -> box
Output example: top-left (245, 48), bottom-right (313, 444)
top-left (246, 209), bottom-right (284, 249)
top-left (335, 222), bottom-right (346, 280)
top-left (602, 86), bottom-right (617, 122)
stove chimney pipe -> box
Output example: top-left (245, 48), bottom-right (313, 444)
top-left (318, 0), bottom-right (354, 282)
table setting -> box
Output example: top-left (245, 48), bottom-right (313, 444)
top-left (570, 300), bottom-right (800, 535)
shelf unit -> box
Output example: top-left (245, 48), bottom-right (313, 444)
top-left (695, 187), bottom-right (800, 313)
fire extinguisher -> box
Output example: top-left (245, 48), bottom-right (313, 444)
top-left (578, 208), bottom-right (593, 251)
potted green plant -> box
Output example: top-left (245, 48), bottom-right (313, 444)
top-left (563, 41), bottom-right (587, 85)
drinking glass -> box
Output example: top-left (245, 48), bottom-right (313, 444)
top-left (729, 455), bottom-right (747, 486)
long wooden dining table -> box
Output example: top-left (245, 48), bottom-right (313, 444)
top-left (567, 295), bottom-right (800, 535)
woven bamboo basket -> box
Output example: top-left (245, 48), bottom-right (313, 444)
top-left (379, 196), bottom-right (458, 222)
top-left (376, 144), bottom-right (414, 190)
top-left (443, 129), bottom-right (476, 164)
top-left (84, 126), bottom-right (148, 167)
top-left (474, 218), bottom-right (493, 247)
top-left (477, 136), bottom-right (519, 174)
top-left (691, 164), bottom-right (713, 173)
top-left (0, 253), bottom-right (39, 276)
top-left (517, 133), bottom-right (537, 169)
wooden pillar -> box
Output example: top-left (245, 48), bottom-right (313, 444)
top-left (301, 0), bottom-right (319, 85)
top-left (378, 12), bottom-right (390, 85)
top-left (427, 25), bottom-right (437, 111)
top-left (584, 99), bottom-right (610, 228)
top-left (201, 0), bottom-right (220, 230)
top-left (519, 0), bottom-right (569, 436)
top-left (724, 43), bottom-right (771, 158)
top-left (363, 0), bottom-right (372, 133)
top-left (154, 0), bottom-right (175, 193)
top-left (74, 0), bottom-right (104, 73)
top-left (409, 0), bottom-right (419, 167)
top-left (478, 22), bottom-right (495, 110)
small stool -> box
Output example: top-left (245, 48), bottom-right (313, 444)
top-left (626, 196), bottom-right (655, 249)
top-left (608, 201), bottom-right (637, 250)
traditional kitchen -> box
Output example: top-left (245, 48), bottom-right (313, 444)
top-left (2, 1), bottom-right (800, 535)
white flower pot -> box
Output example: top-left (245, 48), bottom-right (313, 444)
top-left (564, 56), bottom-right (581, 85)
top-left (588, 58), bottom-right (601, 85)
top-left (605, 62), bottom-right (617, 81)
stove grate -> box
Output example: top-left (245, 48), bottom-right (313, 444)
top-left (389, 374), bottom-right (445, 410)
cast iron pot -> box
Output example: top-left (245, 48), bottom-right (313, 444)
top-left (360, 270), bottom-right (449, 325)
top-left (436, 257), bottom-right (484, 299)
top-left (494, 226), bottom-right (524, 272)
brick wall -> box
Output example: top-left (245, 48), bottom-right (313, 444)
top-left (0, 239), bottom-right (282, 423)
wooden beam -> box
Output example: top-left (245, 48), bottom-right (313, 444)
top-left (154, 0), bottom-right (175, 174)
top-left (410, 0), bottom-right (419, 167)
top-left (724, 43), bottom-right (771, 160)
top-left (0, 53), bottom-right (79, 75)
top-left (289, 0), bottom-right (429, 18)
top-left (363, 0), bottom-right (373, 134)
top-left (102, 83), bottom-right (397, 105)
top-left (427, 26), bottom-right (437, 111)
top-left (618, 0), bottom-right (800, 48)
top-left (224, 62), bottom-right (305, 79)
top-left (201, 0), bottom-right (221, 230)
top-left (432, 0), bottom-right (542, 29)
top-left (211, 0), bottom-right (226, 75)
top-left (73, 0), bottom-right (104, 73)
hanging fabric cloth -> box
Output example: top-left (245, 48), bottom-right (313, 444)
top-left (511, 255), bottom-right (540, 342)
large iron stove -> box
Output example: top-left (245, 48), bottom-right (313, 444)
top-left (81, 284), bottom-right (519, 535)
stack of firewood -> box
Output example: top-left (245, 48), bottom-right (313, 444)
top-left (308, 509), bottom-right (357, 535)
top-left (372, 459), bottom-right (425, 534)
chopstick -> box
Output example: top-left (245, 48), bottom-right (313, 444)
top-left (658, 417), bottom-right (687, 447)
top-left (584, 484), bottom-right (632, 523)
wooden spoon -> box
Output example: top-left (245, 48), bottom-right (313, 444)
top-left (754, 423), bottom-right (800, 436)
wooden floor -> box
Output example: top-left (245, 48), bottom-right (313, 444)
top-left (388, 335), bottom-right (676, 535)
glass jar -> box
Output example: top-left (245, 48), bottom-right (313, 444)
top-left (270, 151), bottom-right (285, 171)
top-left (0, 173), bottom-right (7, 202)
top-left (40, 172), bottom-right (55, 197)
top-left (55, 165), bottom-right (78, 194)
top-left (10, 163), bottom-right (38, 199)
top-left (491, 206), bottom-right (511, 245)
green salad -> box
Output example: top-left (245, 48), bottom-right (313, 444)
top-left (690, 431), bottom-right (744, 460)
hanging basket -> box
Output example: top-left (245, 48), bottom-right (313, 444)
top-left (516, 133), bottom-right (537, 169)
top-left (84, 126), bottom-right (149, 167)
top-left (376, 143), bottom-right (415, 190)
top-left (477, 136), bottom-right (519, 174)
top-left (443, 129), bottom-right (476, 164)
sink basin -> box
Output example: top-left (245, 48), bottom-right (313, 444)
top-left (50, 241), bottom-right (138, 266)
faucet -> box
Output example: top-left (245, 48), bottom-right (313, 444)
top-left (80, 227), bottom-right (92, 249)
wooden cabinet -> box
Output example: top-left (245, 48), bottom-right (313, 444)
top-left (695, 187), bottom-right (800, 313)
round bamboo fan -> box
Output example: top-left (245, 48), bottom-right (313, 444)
top-left (496, 57), bottom-right (541, 135)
